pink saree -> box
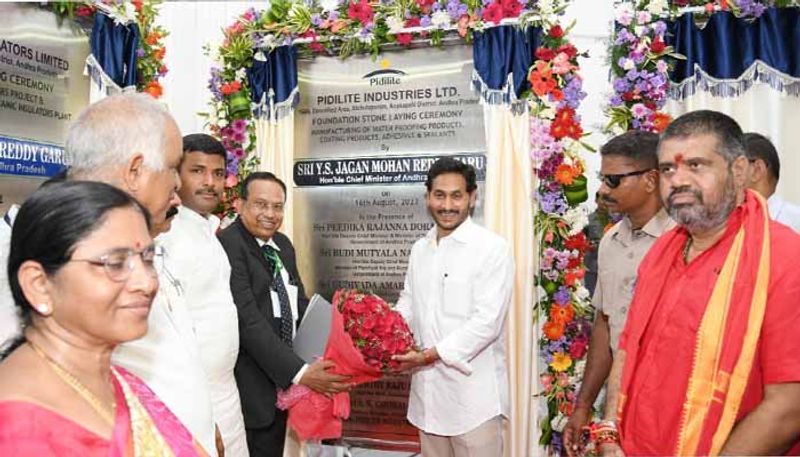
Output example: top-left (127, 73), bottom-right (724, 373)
top-left (0, 365), bottom-right (209, 457)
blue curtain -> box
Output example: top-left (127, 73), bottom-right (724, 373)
top-left (472, 25), bottom-right (543, 104)
top-left (90, 13), bottom-right (140, 88)
top-left (665, 7), bottom-right (799, 87)
top-left (247, 46), bottom-right (299, 118)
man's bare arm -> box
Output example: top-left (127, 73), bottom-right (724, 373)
top-left (721, 382), bottom-right (800, 455)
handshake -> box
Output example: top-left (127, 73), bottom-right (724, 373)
top-left (278, 289), bottom-right (421, 440)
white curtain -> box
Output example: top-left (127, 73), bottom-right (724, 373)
top-left (254, 114), bottom-right (296, 241)
top-left (481, 103), bottom-right (536, 457)
top-left (666, 82), bottom-right (800, 205)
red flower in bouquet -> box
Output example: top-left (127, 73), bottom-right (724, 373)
top-left (348, 0), bottom-right (374, 26)
top-left (650, 36), bottom-right (666, 55)
top-left (338, 290), bottom-right (416, 370)
top-left (500, 0), bottom-right (522, 18)
top-left (564, 232), bottom-right (590, 252)
top-left (278, 289), bottom-right (415, 441)
top-left (548, 25), bottom-right (564, 38)
top-left (482, 2), bottom-right (504, 24)
top-left (535, 47), bottom-right (556, 61)
top-left (651, 111), bottom-right (672, 133)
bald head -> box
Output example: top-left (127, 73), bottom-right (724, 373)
top-left (66, 93), bottom-right (177, 179)
top-left (65, 93), bottom-right (183, 235)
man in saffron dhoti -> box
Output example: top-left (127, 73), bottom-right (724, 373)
top-left (601, 110), bottom-right (800, 456)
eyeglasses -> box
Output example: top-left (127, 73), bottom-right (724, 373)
top-left (598, 169), bottom-right (652, 189)
top-left (70, 245), bottom-right (163, 282)
top-left (248, 201), bottom-right (284, 214)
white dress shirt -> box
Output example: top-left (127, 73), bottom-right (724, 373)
top-left (254, 236), bottom-right (308, 383)
top-left (395, 217), bottom-right (514, 436)
top-left (768, 194), bottom-right (800, 233)
top-left (113, 239), bottom-right (218, 456)
top-left (157, 206), bottom-right (249, 457)
top-left (0, 205), bottom-right (21, 349)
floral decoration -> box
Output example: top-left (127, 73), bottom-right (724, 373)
top-left (606, 0), bottom-right (797, 133)
top-left (205, 0), bottom-right (575, 215)
top-left (335, 289), bottom-right (416, 371)
top-left (48, 0), bottom-right (168, 97)
top-left (528, 21), bottom-right (594, 454)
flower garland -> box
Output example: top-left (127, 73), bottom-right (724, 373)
top-left (205, 0), bottom-right (574, 215)
top-left (48, 0), bottom-right (168, 97)
top-left (528, 23), bottom-right (593, 455)
top-left (606, 0), bottom-right (797, 133)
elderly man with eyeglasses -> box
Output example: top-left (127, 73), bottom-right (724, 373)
top-left (563, 130), bottom-right (674, 456)
top-left (218, 172), bottom-right (351, 456)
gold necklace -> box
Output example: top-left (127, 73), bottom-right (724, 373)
top-left (27, 340), bottom-right (115, 425)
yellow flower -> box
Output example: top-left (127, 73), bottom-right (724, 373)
top-left (550, 352), bottom-right (572, 372)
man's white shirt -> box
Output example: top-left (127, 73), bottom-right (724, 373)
top-left (768, 194), bottom-right (800, 233)
top-left (395, 217), bottom-right (514, 436)
top-left (157, 206), bottom-right (249, 456)
top-left (0, 205), bottom-right (20, 349)
top-left (253, 236), bottom-right (308, 383)
top-left (113, 214), bottom-right (217, 456)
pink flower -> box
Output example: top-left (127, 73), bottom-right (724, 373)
top-left (551, 52), bottom-right (576, 75)
top-left (631, 103), bottom-right (650, 119)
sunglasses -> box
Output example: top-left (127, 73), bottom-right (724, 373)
top-left (598, 169), bottom-right (652, 189)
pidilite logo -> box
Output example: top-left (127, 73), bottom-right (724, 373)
top-left (363, 59), bottom-right (405, 86)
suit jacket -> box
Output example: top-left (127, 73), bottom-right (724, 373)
top-left (218, 219), bottom-right (308, 429)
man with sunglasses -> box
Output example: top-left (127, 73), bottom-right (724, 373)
top-left (564, 130), bottom-right (674, 456)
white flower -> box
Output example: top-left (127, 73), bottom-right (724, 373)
top-left (258, 35), bottom-right (278, 50)
top-left (538, 0), bottom-right (554, 14)
top-left (551, 413), bottom-right (568, 433)
top-left (621, 58), bottom-right (635, 71)
top-left (570, 359), bottom-right (587, 385)
top-left (123, 3), bottom-right (136, 21)
top-left (634, 25), bottom-right (645, 37)
top-left (358, 33), bottom-right (374, 44)
top-left (646, 0), bottom-right (667, 16)
top-left (574, 285), bottom-right (591, 302)
top-left (319, 0), bottom-right (340, 12)
top-left (386, 15), bottom-right (405, 33)
top-left (236, 67), bottom-right (247, 81)
top-left (564, 206), bottom-right (590, 236)
top-left (615, 4), bottom-right (633, 26)
top-left (537, 285), bottom-right (548, 303)
top-left (431, 11), bottom-right (451, 29)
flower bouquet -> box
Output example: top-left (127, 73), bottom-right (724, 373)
top-left (277, 289), bottom-right (415, 440)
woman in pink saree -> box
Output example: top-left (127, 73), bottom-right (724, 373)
top-left (0, 181), bottom-right (209, 456)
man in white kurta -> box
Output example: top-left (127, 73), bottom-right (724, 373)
top-left (744, 132), bottom-right (800, 232)
top-left (157, 133), bottom-right (248, 457)
top-left (394, 158), bottom-right (514, 457)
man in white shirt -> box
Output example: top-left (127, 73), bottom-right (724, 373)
top-left (60, 94), bottom-right (218, 455)
top-left (394, 157), bottom-right (514, 457)
top-left (0, 205), bottom-right (20, 350)
top-left (157, 134), bottom-right (249, 457)
top-left (744, 132), bottom-right (800, 232)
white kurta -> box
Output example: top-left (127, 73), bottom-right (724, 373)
top-left (113, 255), bottom-right (218, 456)
top-left (157, 206), bottom-right (248, 457)
top-left (395, 217), bottom-right (514, 436)
top-left (0, 205), bottom-right (21, 350)
top-left (768, 194), bottom-right (800, 233)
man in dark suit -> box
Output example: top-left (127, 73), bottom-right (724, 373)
top-left (218, 172), bottom-right (350, 456)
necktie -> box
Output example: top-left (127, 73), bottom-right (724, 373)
top-left (261, 244), bottom-right (293, 347)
